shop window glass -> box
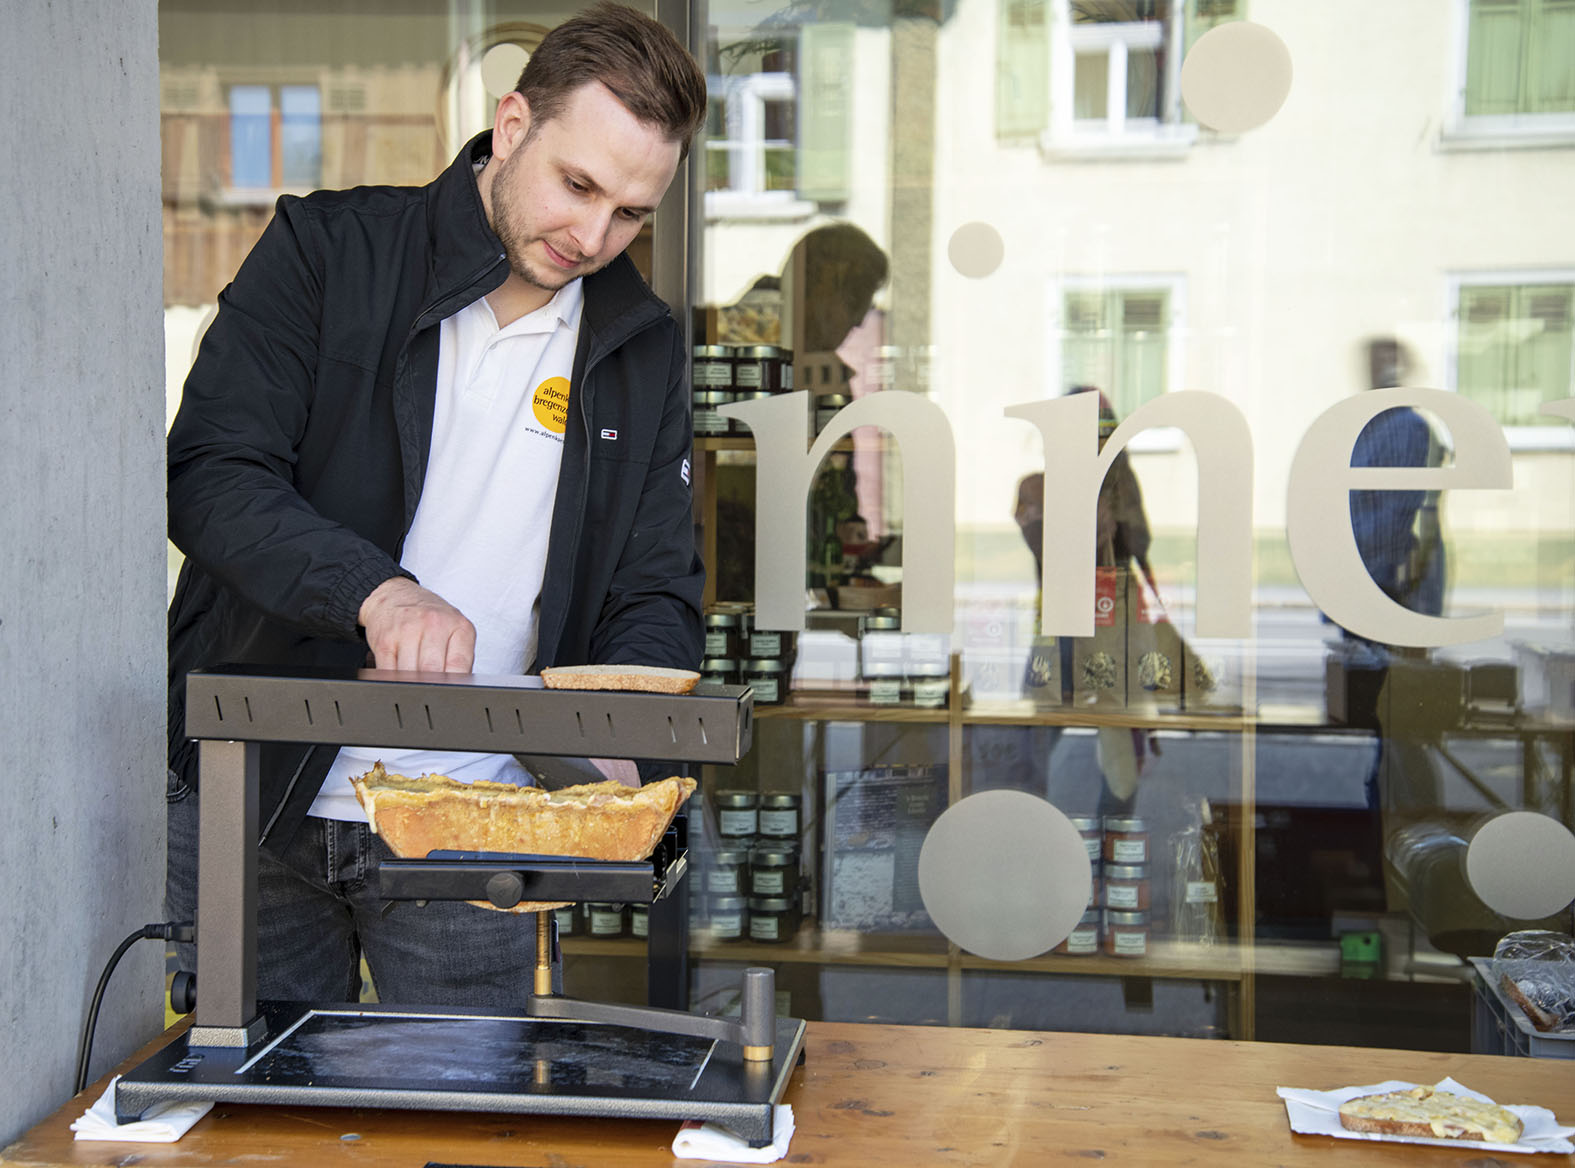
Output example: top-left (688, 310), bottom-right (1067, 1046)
top-left (1060, 287), bottom-right (1175, 419)
top-left (1464, 0), bottom-right (1575, 116)
top-left (1455, 280), bottom-right (1575, 427)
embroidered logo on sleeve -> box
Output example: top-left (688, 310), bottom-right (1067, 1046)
top-left (601, 428), bottom-right (618, 440)
top-left (681, 457), bottom-right (691, 485)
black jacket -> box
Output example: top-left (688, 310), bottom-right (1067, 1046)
top-left (167, 133), bottom-right (704, 850)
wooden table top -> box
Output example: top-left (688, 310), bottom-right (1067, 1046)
top-left (7, 1020), bottom-right (1574, 1166)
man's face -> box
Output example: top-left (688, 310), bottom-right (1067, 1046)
top-left (487, 83), bottom-right (680, 296)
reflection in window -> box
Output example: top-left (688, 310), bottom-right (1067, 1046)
top-left (1061, 286), bottom-right (1175, 419)
top-left (1455, 279), bottom-right (1575, 426)
top-left (997, 0), bottom-right (1238, 143)
top-left (1464, 0), bottom-right (1575, 117)
top-left (226, 83), bottom-right (321, 191)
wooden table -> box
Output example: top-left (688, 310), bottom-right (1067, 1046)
top-left (7, 1021), bottom-right (1574, 1166)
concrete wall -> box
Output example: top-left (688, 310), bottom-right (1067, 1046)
top-left (0, 0), bottom-right (165, 1144)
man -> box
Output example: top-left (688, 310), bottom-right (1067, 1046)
top-left (165, 3), bottom-right (708, 1007)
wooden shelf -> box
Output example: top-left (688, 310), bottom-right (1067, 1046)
top-left (756, 691), bottom-right (949, 723)
top-left (690, 928), bottom-right (1246, 982)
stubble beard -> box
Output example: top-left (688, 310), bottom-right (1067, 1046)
top-left (490, 149), bottom-right (599, 294)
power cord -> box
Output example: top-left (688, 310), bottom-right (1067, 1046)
top-left (74, 922), bottom-right (194, 1095)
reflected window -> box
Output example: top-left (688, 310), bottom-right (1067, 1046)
top-left (1453, 277), bottom-right (1575, 428)
top-left (998, 0), bottom-right (1238, 146)
top-left (225, 82), bottom-right (321, 192)
top-left (1057, 283), bottom-right (1180, 420)
top-left (1464, 0), bottom-right (1575, 118)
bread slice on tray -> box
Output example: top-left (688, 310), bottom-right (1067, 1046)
top-left (539, 663), bottom-right (700, 693)
top-left (1337, 1086), bottom-right (1523, 1144)
top-left (351, 762), bottom-right (697, 912)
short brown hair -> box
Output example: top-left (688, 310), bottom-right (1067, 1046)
top-left (517, 2), bottom-right (707, 159)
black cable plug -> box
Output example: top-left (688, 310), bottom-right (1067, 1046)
top-left (74, 921), bottom-right (195, 1096)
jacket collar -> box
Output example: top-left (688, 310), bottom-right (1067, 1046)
top-left (426, 132), bottom-right (670, 351)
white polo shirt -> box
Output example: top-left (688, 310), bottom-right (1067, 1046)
top-left (310, 279), bottom-right (584, 821)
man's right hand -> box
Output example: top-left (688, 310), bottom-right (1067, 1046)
top-left (359, 577), bottom-right (477, 673)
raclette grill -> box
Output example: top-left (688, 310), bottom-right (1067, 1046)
top-left (114, 665), bottom-right (803, 1147)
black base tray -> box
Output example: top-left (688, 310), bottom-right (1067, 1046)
top-left (115, 1000), bottom-right (805, 1146)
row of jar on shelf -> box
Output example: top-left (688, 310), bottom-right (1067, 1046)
top-left (691, 343), bottom-right (851, 441)
top-left (703, 603), bottom-right (950, 707)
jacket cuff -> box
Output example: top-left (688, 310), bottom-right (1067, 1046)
top-left (329, 554), bottom-right (414, 636)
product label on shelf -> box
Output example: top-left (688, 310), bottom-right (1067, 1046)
top-left (869, 678), bottom-right (902, 704)
top-left (693, 362), bottom-right (732, 388)
top-left (708, 869), bottom-right (741, 893)
top-left (1106, 883), bottom-right (1140, 910)
top-left (753, 870), bottom-right (786, 894)
top-left (590, 909), bottom-right (623, 935)
top-left (631, 911), bottom-right (648, 938)
top-left (751, 677), bottom-right (780, 703)
top-left (750, 632), bottom-right (783, 656)
top-left (735, 365), bottom-right (763, 388)
top-left (1112, 931), bottom-right (1148, 956)
top-left (1110, 839), bottom-right (1147, 864)
top-left (1064, 927), bottom-right (1098, 954)
top-left (759, 809), bottom-right (798, 836)
top-left (1185, 880), bottom-right (1218, 904)
top-left (704, 631), bottom-right (729, 655)
top-left (712, 913), bottom-right (742, 938)
top-left (719, 810), bottom-right (757, 837)
top-left (694, 410), bottom-right (730, 434)
top-left (749, 915), bottom-right (781, 942)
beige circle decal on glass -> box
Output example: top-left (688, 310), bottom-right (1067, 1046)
top-left (917, 790), bottom-right (1091, 961)
top-left (1180, 21), bottom-right (1293, 134)
top-left (532, 377), bottom-right (571, 434)
top-left (1466, 811), bottom-right (1575, 920)
top-left (481, 43), bottom-right (530, 100)
top-left (947, 222), bottom-right (1005, 280)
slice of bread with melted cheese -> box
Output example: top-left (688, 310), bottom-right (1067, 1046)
top-left (1337, 1086), bottom-right (1523, 1144)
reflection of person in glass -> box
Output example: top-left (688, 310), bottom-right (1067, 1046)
top-left (165, 4), bottom-right (708, 1008)
top-left (1337, 337), bottom-right (1452, 927)
top-left (1014, 386), bottom-right (1156, 815)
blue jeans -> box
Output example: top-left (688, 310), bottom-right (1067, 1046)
top-left (166, 770), bottom-right (545, 1007)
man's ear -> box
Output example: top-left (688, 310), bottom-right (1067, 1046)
top-left (492, 90), bottom-right (532, 159)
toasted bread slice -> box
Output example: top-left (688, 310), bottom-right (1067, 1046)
top-left (1337, 1086), bottom-right (1523, 1144)
top-left (351, 763), bottom-right (696, 912)
top-left (539, 663), bottom-right (700, 693)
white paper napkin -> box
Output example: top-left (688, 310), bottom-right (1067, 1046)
top-left (70, 1075), bottom-right (213, 1143)
top-left (1278, 1077), bottom-right (1575, 1154)
top-left (672, 1104), bottom-right (795, 1163)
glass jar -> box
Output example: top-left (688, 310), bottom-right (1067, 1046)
top-left (692, 344), bottom-right (735, 390)
top-left (703, 608), bottom-right (743, 658)
top-left (707, 847), bottom-right (750, 894)
top-left (747, 625), bottom-right (793, 661)
top-left (749, 845), bottom-right (799, 895)
top-left (586, 902), bottom-right (628, 937)
top-left (859, 609), bottom-right (904, 703)
top-left (1070, 816), bottom-right (1101, 862)
top-left (733, 344), bottom-right (792, 393)
top-left (908, 667), bottom-right (949, 709)
top-left (1103, 864), bottom-right (1150, 911)
top-left (1103, 910), bottom-right (1150, 957)
top-left (742, 657), bottom-right (787, 704)
top-left (757, 794), bottom-right (801, 840)
top-left (553, 903), bottom-right (579, 937)
top-left (716, 792), bottom-right (758, 844)
top-left (814, 392), bottom-right (851, 433)
top-left (693, 389), bottom-right (735, 437)
top-left (728, 389), bottom-right (773, 435)
top-left (1052, 909), bottom-right (1101, 955)
top-left (747, 896), bottom-right (800, 943)
top-left (710, 894), bottom-right (746, 942)
top-left (699, 657), bottom-right (739, 686)
top-left (1103, 817), bottom-right (1150, 864)
top-left (630, 902), bottom-right (649, 939)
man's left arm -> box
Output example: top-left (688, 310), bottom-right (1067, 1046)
top-left (589, 326), bottom-right (706, 671)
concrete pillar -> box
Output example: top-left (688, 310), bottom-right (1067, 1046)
top-left (0, 0), bottom-right (165, 1141)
